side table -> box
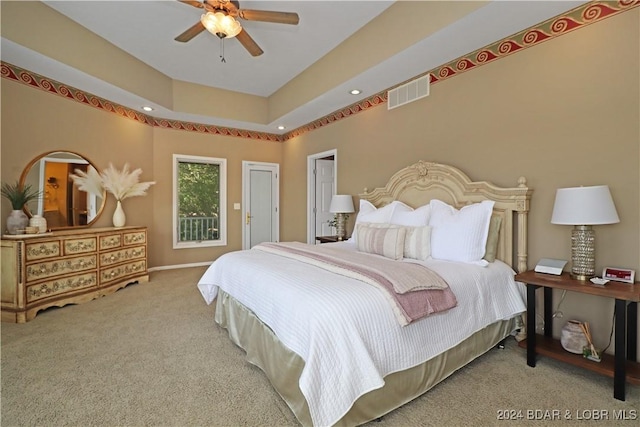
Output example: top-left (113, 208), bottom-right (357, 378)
top-left (316, 235), bottom-right (342, 244)
top-left (515, 270), bottom-right (640, 401)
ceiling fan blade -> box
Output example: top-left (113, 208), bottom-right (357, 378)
top-left (177, 0), bottom-right (204, 8)
top-left (175, 21), bottom-right (206, 42)
top-left (237, 9), bottom-right (299, 25)
top-left (235, 29), bottom-right (264, 56)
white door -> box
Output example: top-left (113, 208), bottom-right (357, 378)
top-left (315, 159), bottom-right (335, 237)
top-left (243, 162), bottom-right (279, 249)
top-left (307, 149), bottom-right (337, 244)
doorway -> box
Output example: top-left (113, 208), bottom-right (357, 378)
top-left (307, 149), bottom-right (337, 244)
top-left (242, 161), bottom-right (279, 249)
top-left (36, 156), bottom-right (95, 228)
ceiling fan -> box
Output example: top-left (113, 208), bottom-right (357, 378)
top-left (175, 0), bottom-right (300, 57)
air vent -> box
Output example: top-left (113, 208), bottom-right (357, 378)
top-left (387, 74), bottom-right (430, 110)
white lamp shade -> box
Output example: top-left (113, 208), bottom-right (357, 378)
top-left (329, 195), bottom-right (355, 213)
top-left (551, 185), bottom-right (620, 225)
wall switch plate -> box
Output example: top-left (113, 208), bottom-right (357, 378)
top-left (233, 203), bottom-right (241, 210)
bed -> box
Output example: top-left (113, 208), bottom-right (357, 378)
top-left (197, 160), bottom-right (532, 426)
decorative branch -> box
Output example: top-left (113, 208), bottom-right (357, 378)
top-left (70, 163), bottom-right (155, 202)
top-left (69, 166), bottom-right (103, 196)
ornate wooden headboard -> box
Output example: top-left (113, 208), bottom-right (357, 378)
top-left (359, 161), bottom-right (532, 272)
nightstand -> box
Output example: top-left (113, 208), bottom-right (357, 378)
top-left (515, 270), bottom-right (640, 401)
top-left (315, 235), bottom-right (342, 244)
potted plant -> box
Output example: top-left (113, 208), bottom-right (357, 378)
top-left (1, 181), bottom-right (41, 234)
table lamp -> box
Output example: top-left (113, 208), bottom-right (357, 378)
top-left (550, 185), bottom-right (619, 280)
top-left (329, 195), bottom-right (355, 241)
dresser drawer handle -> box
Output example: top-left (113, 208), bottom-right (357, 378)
top-left (110, 271), bottom-right (116, 277)
top-left (110, 255), bottom-right (116, 261)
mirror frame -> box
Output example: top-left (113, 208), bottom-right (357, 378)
top-left (19, 150), bottom-right (106, 230)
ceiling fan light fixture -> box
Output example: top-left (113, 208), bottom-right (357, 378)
top-left (201, 11), bottom-right (242, 39)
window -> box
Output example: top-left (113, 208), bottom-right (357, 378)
top-left (173, 154), bottom-right (226, 248)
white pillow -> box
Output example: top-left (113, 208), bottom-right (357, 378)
top-left (429, 199), bottom-right (495, 264)
top-left (354, 200), bottom-right (395, 225)
top-left (390, 203), bottom-right (431, 227)
top-left (355, 223), bottom-right (406, 260)
top-left (349, 200), bottom-right (398, 243)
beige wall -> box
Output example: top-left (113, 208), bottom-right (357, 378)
top-left (1, 9), bottom-right (638, 349)
top-left (1, 78), bottom-right (155, 235)
top-left (281, 10), bottom-right (639, 348)
top-left (0, 77), bottom-right (283, 268)
top-left (150, 127), bottom-right (282, 267)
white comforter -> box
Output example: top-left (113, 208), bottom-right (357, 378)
top-left (197, 242), bottom-right (526, 427)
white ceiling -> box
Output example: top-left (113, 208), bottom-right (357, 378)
top-left (1, 0), bottom-right (587, 135)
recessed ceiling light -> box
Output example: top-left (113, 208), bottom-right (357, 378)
top-left (349, 89), bottom-right (361, 95)
top-left (142, 106), bottom-right (154, 112)
top-left (277, 125), bottom-right (286, 130)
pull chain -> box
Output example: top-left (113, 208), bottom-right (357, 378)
top-left (219, 38), bottom-right (226, 63)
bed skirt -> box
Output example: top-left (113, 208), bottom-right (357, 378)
top-left (214, 290), bottom-right (519, 427)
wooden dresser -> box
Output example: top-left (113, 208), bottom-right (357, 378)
top-left (1, 226), bottom-right (148, 323)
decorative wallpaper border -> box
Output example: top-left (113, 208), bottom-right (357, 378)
top-left (0, 62), bottom-right (283, 142)
top-left (2, 1), bottom-right (637, 143)
top-left (284, 0), bottom-right (639, 140)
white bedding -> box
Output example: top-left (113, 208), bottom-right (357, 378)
top-left (197, 241), bottom-right (526, 427)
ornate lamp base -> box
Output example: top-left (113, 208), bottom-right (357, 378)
top-left (336, 213), bottom-right (346, 241)
top-left (570, 225), bottom-right (595, 281)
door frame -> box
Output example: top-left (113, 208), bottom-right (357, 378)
top-left (242, 161), bottom-right (280, 250)
top-left (307, 149), bottom-right (337, 244)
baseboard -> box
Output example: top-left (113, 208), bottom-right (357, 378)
top-left (148, 261), bottom-right (212, 272)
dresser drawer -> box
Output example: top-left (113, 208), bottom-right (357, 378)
top-left (27, 272), bottom-right (97, 303)
top-left (26, 255), bottom-right (97, 282)
top-left (99, 234), bottom-right (122, 250)
top-left (100, 246), bottom-right (146, 267)
top-left (123, 231), bottom-right (146, 246)
top-left (63, 237), bottom-right (97, 255)
top-left (25, 240), bottom-right (61, 261)
top-left (100, 260), bottom-right (146, 284)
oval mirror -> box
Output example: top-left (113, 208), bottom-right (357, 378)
top-left (20, 151), bottom-right (106, 230)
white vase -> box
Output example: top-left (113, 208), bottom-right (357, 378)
top-left (112, 200), bottom-right (126, 227)
top-left (560, 320), bottom-right (588, 354)
top-left (29, 214), bottom-right (48, 233)
top-left (6, 209), bottom-right (29, 235)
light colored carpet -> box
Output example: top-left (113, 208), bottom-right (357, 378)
top-left (1, 267), bottom-right (638, 426)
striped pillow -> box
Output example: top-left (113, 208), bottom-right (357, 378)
top-left (355, 223), bottom-right (406, 260)
top-left (403, 225), bottom-right (432, 260)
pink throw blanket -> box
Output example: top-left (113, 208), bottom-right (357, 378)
top-left (253, 242), bottom-right (457, 326)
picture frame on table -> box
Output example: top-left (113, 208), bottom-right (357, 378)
top-left (602, 267), bottom-right (635, 284)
